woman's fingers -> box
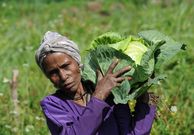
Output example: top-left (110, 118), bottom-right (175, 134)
top-left (116, 76), bottom-right (133, 83)
top-left (115, 77), bottom-right (125, 83)
top-left (113, 65), bottom-right (131, 77)
top-left (106, 59), bottom-right (119, 74)
top-left (96, 69), bottom-right (103, 82)
top-left (94, 59), bottom-right (133, 101)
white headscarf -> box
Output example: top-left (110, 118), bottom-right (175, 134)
top-left (35, 31), bottom-right (82, 71)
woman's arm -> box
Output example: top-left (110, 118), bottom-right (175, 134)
top-left (114, 92), bottom-right (158, 135)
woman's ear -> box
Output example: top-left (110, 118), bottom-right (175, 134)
top-left (79, 64), bottom-right (84, 71)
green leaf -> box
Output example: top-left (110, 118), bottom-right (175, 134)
top-left (112, 80), bottom-right (131, 104)
top-left (129, 74), bottom-right (166, 100)
top-left (124, 40), bottom-right (148, 65)
top-left (91, 32), bottom-right (124, 48)
top-left (138, 30), bottom-right (186, 72)
top-left (82, 46), bottom-right (135, 83)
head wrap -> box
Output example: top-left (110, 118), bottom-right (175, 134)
top-left (35, 31), bottom-right (82, 71)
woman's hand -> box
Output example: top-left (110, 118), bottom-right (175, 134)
top-left (93, 59), bottom-right (132, 101)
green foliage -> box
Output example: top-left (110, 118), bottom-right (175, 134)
top-left (0, 0), bottom-right (194, 134)
top-left (138, 30), bottom-right (186, 72)
top-left (82, 30), bottom-right (184, 104)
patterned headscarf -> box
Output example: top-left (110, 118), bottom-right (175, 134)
top-left (35, 31), bottom-right (82, 71)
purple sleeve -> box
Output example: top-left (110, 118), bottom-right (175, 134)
top-left (114, 103), bottom-right (156, 135)
top-left (41, 96), bottom-right (110, 135)
top-left (133, 103), bottom-right (156, 135)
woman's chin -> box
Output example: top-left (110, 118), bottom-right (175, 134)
top-left (61, 86), bottom-right (77, 93)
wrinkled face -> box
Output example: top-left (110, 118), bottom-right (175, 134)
top-left (42, 52), bottom-right (81, 93)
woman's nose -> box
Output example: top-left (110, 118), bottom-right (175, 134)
top-left (59, 69), bottom-right (67, 81)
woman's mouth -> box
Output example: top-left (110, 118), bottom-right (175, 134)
top-left (63, 82), bottom-right (73, 89)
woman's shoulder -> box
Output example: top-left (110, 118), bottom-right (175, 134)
top-left (40, 89), bottom-right (70, 104)
top-left (40, 93), bottom-right (74, 117)
top-left (40, 94), bottom-right (75, 127)
top-left (40, 90), bottom-right (71, 109)
top-left (40, 94), bottom-right (60, 106)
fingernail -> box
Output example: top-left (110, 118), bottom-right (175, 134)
top-left (127, 77), bottom-right (133, 80)
top-left (128, 65), bottom-right (131, 69)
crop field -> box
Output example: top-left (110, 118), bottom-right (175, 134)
top-left (0, 0), bottom-right (193, 135)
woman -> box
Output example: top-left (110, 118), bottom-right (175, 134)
top-left (35, 31), bottom-right (157, 135)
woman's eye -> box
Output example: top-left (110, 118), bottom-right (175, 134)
top-left (62, 64), bottom-right (69, 69)
top-left (49, 70), bottom-right (58, 76)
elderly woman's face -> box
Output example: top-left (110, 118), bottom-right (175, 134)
top-left (42, 52), bottom-right (81, 93)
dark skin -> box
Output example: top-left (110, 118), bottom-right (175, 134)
top-left (42, 52), bottom-right (132, 106)
top-left (94, 59), bottom-right (132, 100)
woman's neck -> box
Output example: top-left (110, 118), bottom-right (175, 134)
top-left (73, 82), bottom-right (88, 106)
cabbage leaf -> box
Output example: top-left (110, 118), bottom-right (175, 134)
top-left (82, 30), bottom-right (185, 104)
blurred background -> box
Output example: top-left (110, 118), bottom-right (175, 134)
top-left (0, 0), bottom-right (193, 135)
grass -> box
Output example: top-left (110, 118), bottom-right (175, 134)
top-left (0, 0), bottom-right (193, 134)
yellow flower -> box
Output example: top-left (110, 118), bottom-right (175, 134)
top-left (128, 100), bottom-right (136, 112)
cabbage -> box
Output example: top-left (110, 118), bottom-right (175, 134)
top-left (106, 36), bottom-right (148, 65)
top-left (82, 30), bottom-right (186, 104)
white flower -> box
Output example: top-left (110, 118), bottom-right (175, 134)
top-left (25, 128), bottom-right (30, 133)
top-left (2, 2), bottom-right (6, 7)
top-left (0, 93), bottom-right (3, 97)
top-left (35, 116), bottom-right (44, 121)
top-left (3, 77), bottom-right (10, 83)
top-left (25, 125), bottom-right (34, 132)
top-left (35, 116), bottom-right (41, 120)
top-left (5, 125), bottom-right (11, 129)
top-left (12, 127), bottom-right (18, 132)
top-left (10, 110), bottom-right (18, 115)
top-left (170, 105), bottom-right (177, 113)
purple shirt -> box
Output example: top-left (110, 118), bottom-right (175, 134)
top-left (40, 92), bottom-right (156, 135)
